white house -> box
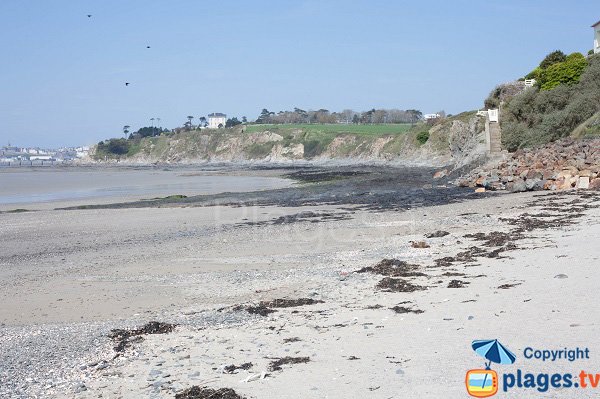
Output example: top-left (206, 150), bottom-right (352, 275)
top-left (423, 113), bottom-right (441, 120)
top-left (207, 113), bottom-right (227, 129)
top-left (593, 19), bottom-right (600, 54)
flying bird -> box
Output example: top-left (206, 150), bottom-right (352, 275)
top-left (125, 82), bottom-right (130, 86)
top-left (146, 46), bottom-right (151, 49)
top-left (87, 14), bottom-right (92, 18)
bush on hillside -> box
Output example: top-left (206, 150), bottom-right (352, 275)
top-left (501, 54), bottom-right (600, 150)
top-left (97, 138), bottom-right (130, 156)
top-left (538, 53), bottom-right (587, 90)
top-left (416, 131), bottom-right (430, 145)
top-left (538, 50), bottom-right (567, 69)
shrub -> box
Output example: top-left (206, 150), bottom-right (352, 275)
top-left (539, 50), bottom-right (567, 69)
top-left (303, 140), bottom-right (326, 158)
top-left (538, 52), bottom-right (587, 90)
top-left (96, 138), bottom-right (130, 157)
top-left (416, 131), bottom-right (430, 145)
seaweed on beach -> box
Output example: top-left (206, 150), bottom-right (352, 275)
top-left (284, 169), bottom-right (369, 183)
top-left (223, 363), bottom-right (253, 374)
top-left (108, 321), bottom-right (176, 353)
top-left (283, 337), bottom-right (301, 343)
top-left (447, 280), bottom-right (470, 288)
top-left (356, 259), bottom-right (426, 278)
top-left (390, 305), bottom-right (424, 314)
top-left (464, 231), bottom-right (517, 247)
top-left (425, 230), bottom-right (450, 238)
top-left (497, 283), bottom-right (521, 289)
top-left (268, 356), bottom-right (311, 371)
top-left (175, 386), bottom-right (245, 399)
top-left (236, 298), bottom-right (324, 317)
top-left (376, 277), bottom-right (427, 292)
top-left (261, 298), bottom-right (324, 308)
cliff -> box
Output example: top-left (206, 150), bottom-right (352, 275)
top-left (90, 112), bottom-right (486, 167)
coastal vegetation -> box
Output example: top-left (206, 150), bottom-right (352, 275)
top-left (492, 53), bottom-right (600, 151)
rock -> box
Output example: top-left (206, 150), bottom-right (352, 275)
top-left (433, 169), bottom-right (448, 179)
top-left (508, 179), bottom-right (527, 193)
top-left (577, 177), bottom-right (590, 189)
top-left (554, 274), bottom-right (568, 279)
top-left (590, 178), bottom-right (600, 190)
top-left (475, 188), bottom-right (485, 193)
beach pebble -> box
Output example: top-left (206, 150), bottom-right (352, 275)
top-left (554, 274), bottom-right (568, 279)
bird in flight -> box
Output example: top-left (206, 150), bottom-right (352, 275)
top-left (146, 46), bottom-right (151, 49)
top-left (125, 82), bottom-right (130, 86)
top-left (87, 14), bottom-right (92, 18)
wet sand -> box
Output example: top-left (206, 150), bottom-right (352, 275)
top-left (0, 167), bottom-right (599, 398)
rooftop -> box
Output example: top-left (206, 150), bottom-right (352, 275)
top-left (208, 113), bottom-right (226, 117)
top-left (592, 19), bottom-right (600, 28)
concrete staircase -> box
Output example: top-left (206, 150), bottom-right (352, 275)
top-left (489, 122), bottom-right (502, 153)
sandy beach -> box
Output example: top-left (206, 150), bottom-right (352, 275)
top-left (1, 167), bottom-right (599, 398)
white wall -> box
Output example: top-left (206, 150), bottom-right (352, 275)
top-left (208, 117), bottom-right (226, 129)
top-left (595, 26), bottom-right (600, 54)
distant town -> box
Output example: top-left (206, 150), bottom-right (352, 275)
top-left (0, 144), bottom-right (89, 165)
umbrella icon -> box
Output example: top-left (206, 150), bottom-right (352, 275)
top-left (471, 339), bottom-right (516, 390)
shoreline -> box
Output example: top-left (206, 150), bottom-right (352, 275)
top-left (1, 185), bottom-right (599, 397)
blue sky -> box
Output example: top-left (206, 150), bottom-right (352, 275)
top-left (0, 0), bottom-right (598, 148)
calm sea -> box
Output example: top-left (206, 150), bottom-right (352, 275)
top-left (0, 167), bottom-right (292, 207)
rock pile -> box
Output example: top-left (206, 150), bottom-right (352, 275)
top-left (457, 138), bottom-right (600, 192)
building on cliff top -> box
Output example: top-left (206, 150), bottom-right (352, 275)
top-left (208, 113), bottom-right (227, 129)
top-left (593, 20), bottom-right (600, 54)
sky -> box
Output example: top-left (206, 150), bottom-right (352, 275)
top-left (0, 0), bottom-right (598, 148)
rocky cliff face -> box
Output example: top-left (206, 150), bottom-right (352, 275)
top-left (91, 114), bottom-right (486, 167)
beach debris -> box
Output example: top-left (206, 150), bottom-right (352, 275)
top-left (554, 274), bottom-right (569, 279)
top-left (108, 321), bottom-right (176, 353)
top-left (376, 277), bottom-right (426, 293)
top-left (268, 356), bottom-right (310, 371)
top-left (240, 371), bottom-right (268, 383)
top-left (347, 356), bottom-right (360, 360)
top-left (447, 280), bottom-right (470, 288)
top-left (390, 305), bottom-right (424, 314)
top-left (364, 304), bottom-right (384, 310)
top-left (175, 386), bottom-right (245, 399)
top-left (410, 241), bottom-right (430, 248)
top-left (283, 337), bottom-right (301, 343)
top-left (356, 259), bottom-right (426, 278)
top-left (425, 230), bottom-right (450, 238)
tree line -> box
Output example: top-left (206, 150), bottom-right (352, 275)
top-left (255, 108), bottom-right (423, 124)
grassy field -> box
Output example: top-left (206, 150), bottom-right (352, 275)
top-left (244, 123), bottom-right (412, 136)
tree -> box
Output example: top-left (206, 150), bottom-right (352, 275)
top-left (198, 116), bottom-right (207, 128)
top-left (256, 109), bottom-right (274, 124)
top-left (225, 117), bottom-right (242, 128)
top-left (539, 50), bottom-right (567, 69)
top-left (187, 116), bottom-right (194, 130)
top-left (218, 123), bottom-right (223, 128)
top-left (406, 109), bottom-right (423, 123)
top-left (123, 125), bottom-right (130, 138)
top-left (352, 114), bottom-right (360, 124)
top-left (242, 116), bottom-right (247, 123)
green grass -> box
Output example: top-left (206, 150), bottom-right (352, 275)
top-left (244, 123), bottom-right (412, 137)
